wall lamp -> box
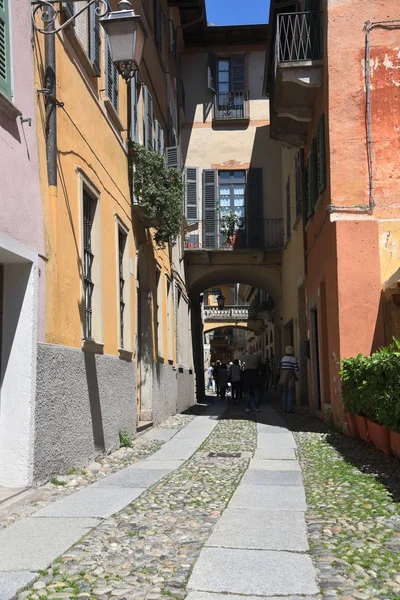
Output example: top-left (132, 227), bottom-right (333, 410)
top-left (217, 294), bottom-right (225, 311)
top-left (31, 0), bottom-right (146, 81)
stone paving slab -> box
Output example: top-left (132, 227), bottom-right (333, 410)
top-left (129, 459), bottom-right (184, 470)
top-left (147, 440), bottom-right (199, 460)
top-left (186, 593), bottom-right (318, 600)
top-left (140, 427), bottom-right (177, 442)
top-left (241, 469), bottom-right (303, 486)
top-left (91, 467), bottom-right (171, 488)
top-left (205, 508), bottom-right (308, 551)
top-left (0, 517), bottom-right (99, 570)
top-left (188, 547), bottom-right (318, 596)
top-left (257, 423), bottom-right (288, 434)
top-left (229, 484), bottom-right (306, 510)
top-left (0, 571), bottom-right (37, 600)
top-left (32, 487), bottom-right (144, 518)
top-left (248, 459), bottom-right (301, 471)
top-left (257, 432), bottom-right (297, 449)
top-left (254, 447), bottom-right (297, 460)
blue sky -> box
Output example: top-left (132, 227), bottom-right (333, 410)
top-left (205, 0), bottom-right (270, 26)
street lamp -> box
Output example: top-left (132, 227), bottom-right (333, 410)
top-left (31, 1), bottom-right (146, 82)
top-left (100, 1), bottom-right (147, 82)
top-left (217, 294), bottom-right (225, 311)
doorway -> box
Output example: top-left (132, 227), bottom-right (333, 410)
top-left (297, 283), bottom-right (309, 404)
top-left (310, 305), bottom-right (322, 411)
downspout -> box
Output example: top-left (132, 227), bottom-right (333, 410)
top-left (328, 18), bottom-right (400, 215)
top-left (44, 15), bottom-right (57, 188)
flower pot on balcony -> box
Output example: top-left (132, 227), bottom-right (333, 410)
top-left (367, 420), bottom-right (392, 455)
top-left (345, 413), bottom-right (359, 438)
top-left (390, 430), bottom-right (400, 458)
top-left (355, 415), bottom-right (370, 443)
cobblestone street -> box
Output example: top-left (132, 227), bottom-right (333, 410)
top-left (1, 401), bottom-right (400, 600)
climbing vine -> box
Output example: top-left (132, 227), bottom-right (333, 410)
top-left (128, 141), bottom-right (183, 247)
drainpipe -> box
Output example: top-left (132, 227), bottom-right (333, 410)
top-left (44, 11), bottom-right (57, 188)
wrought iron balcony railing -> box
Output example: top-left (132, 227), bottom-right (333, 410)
top-left (204, 305), bottom-right (250, 321)
top-left (184, 218), bottom-right (284, 251)
top-left (213, 91), bottom-right (248, 120)
top-left (276, 12), bottom-right (322, 63)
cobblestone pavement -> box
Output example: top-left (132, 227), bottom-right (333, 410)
top-left (19, 410), bottom-right (257, 600)
top-left (0, 415), bottom-right (194, 531)
top-left (283, 407), bottom-right (400, 600)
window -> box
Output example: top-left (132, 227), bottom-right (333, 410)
top-left (118, 230), bottom-right (127, 349)
top-left (89, 2), bottom-right (101, 76)
top-left (144, 86), bottom-right (154, 150)
top-left (156, 267), bottom-right (164, 358)
top-left (154, 0), bottom-right (162, 51)
top-left (218, 170), bottom-right (246, 221)
top-left (130, 74), bottom-right (140, 142)
top-left (154, 120), bottom-right (165, 155)
top-left (286, 177), bottom-right (291, 241)
top-left (83, 190), bottom-right (96, 340)
top-left (215, 56), bottom-right (246, 119)
top-left (295, 150), bottom-right (303, 218)
top-left (0, 0), bottom-right (11, 99)
top-left (317, 114), bottom-right (326, 194)
top-left (105, 18), bottom-right (118, 112)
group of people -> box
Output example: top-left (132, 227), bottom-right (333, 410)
top-left (207, 345), bottom-right (299, 415)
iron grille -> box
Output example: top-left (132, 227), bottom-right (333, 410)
top-left (214, 91), bottom-right (248, 120)
top-left (184, 218), bottom-right (284, 251)
top-left (83, 191), bottom-right (95, 340)
top-left (277, 12), bottom-right (321, 63)
top-left (118, 230), bottom-right (126, 349)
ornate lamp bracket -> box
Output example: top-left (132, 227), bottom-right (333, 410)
top-left (31, 0), bottom-right (109, 34)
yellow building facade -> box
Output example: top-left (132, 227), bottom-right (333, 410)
top-left (32, 0), bottom-right (194, 482)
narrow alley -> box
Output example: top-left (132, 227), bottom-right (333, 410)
top-left (1, 398), bottom-right (400, 600)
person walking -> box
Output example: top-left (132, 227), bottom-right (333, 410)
top-left (229, 359), bottom-right (242, 403)
top-left (216, 363), bottom-right (229, 400)
top-left (207, 363), bottom-right (215, 392)
top-left (279, 345), bottom-right (299, 416)
top-left (240, 346), bottom-right (261, 412)
top-left (213, 360), bottom-right (221, 397)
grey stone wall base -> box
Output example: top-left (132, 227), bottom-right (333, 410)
top-left (151, 363), bottom-right (195, 425)
top-left (34, 344), bottom-right (137, 484)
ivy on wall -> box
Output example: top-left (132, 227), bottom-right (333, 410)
top-left (128, 141), bottom-right (183, 247)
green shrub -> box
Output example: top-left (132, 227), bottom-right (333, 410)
top-left (119, 429), bottom-right (133, 448)
top-left (128, 141), bottom-right (183, 247)
top-left (340, 338), bottom-right (400, 431)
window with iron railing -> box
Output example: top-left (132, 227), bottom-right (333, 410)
top-left (83, 190), bottom-right (96, 340)
top-left (276, 11), bottom-right (322, 63)
top-left (213, 56), bottom-right (248, 120)
top-left (118, 229), bottom-right (126, 349)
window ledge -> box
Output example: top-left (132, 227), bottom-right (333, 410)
top-left (64, 26), bottom-right (99, 80)
top-left (82, 339), bottom-right (104, 354)
top-left (0, 90), bottom-right (22, 121)
top-left (212, 116), bottom-right (250, 127)
top-left (104, 97), bottom-right (124, 132)
top-left (118, 348), bottom-right (133, 362)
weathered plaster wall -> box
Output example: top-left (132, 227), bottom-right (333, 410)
top-left (0, 0), bottom-right (45, 341)
top-left (33, 344), bottom-right (137, 483)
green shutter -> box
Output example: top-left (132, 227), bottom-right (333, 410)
top-left (143, 87), bottom-right (153, 150)
top-left (231, 55), bottom-right (246, 92)
top-left (317, 114), bottom-right (326, 194)
top-left (203, 169), bottom-right (217, 248)
top-left (247, 167), bottom-right (264, 248)
top-left (89, 2), bottom-right (101, 77)
top-left (185, 167), bottom-right (199, 221)
top-left (0, 0), bottom-right (11, 99)
top-left (106, 38), bottom-right (118, 111)
top-left (307, 139), bottom-right (318, 217)
top-left (130, 74), bottom-right (138, 141)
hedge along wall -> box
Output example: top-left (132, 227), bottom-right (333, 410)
top-left (340, 339), bottom-right (400, 431)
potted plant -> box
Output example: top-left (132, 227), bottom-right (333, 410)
top-left (220, 211), bottom-right (243, 247)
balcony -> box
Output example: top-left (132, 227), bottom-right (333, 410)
top-left (204, 305), bottom-right (250, 321)
top-left (184, 218), bottom-right (284, 251)
top-left (213, 91), bottom-right (249, 124)
top-left (270, 12), bottom-right (323, 147)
